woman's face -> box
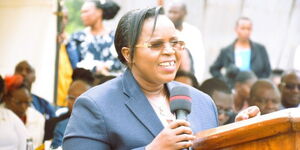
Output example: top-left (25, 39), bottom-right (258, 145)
top-left (5, 88), bottom-right (31, 118)
top-left (130, 15), bottom-right (183, 86)
top-left (81, 2), bottom-right (102, 27)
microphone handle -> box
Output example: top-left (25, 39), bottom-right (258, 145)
top-left (175, 110), bottom-right (192, 150)
top-left (176, 109), bottom-right (188, 120)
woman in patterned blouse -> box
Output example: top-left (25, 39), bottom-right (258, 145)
top-left (67, 0), bottom-right (123, 75)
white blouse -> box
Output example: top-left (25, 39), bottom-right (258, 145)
top-left (0, 106), bottom-right (28, 150)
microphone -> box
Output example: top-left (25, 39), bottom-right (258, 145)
top-left (170, 86), bottom-right (192, 150)
top-left (170, 86), bottom-right (192, 120)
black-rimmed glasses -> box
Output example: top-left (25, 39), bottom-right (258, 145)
top-left (282, 82), bottom-right (300, 91)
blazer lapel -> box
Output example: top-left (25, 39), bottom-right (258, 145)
top-left (227, 42), bottom-right (235, 63)
top-left (122, 69), bottom-right (164, 137)
top-left (250, 40), bottom-right (257, 64)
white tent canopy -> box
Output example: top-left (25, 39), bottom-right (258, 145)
top-left (0, 0), bottom-right (57, 103)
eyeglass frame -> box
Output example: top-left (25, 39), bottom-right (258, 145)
top-left (135, 40), bottom-right (185, 51)
top-left (281, 82), bottom-right (300, 91)
top-left (10, 96), bottom-right (32, 106)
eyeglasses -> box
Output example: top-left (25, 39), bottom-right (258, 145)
top-left (282, 83), bottom-right (300, 91)
top-left (217, 106), bottom-right (234, 116)
top-left (66, 95), bottom-right (77, 101)
top-left (135, 40), bottom-right (185, 51)
top-left (11, 97), bottom-right (32, 106)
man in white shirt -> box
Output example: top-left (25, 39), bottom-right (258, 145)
top-left (166, 0), bottom-right (206, 82)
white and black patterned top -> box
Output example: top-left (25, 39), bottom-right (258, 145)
top-left (67, 28), bottom-right (123, 73)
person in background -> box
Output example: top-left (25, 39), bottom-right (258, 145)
top-left (67, 0), bottom-right (123, 75)
top-left (63, 7), bottom-right (260, 150)
top-left (248, 80), bottom-right (281, 115)
top-left (210, 17), bottom-right (271, 85)
top-left (44, 68), bottom-right (94, 141)
top-left (269, 69), bottom-right (284, 87)
top-left (278, 71), bottom-right (300, 109)
top-left (93, 74), bottom-right (116, 85)
top-left (166, 0), bottom-right (206, 82)
top-left (0, 75), bottom-right (28, 150)
top-left (2, 75), bottom-right (45, 149)
top-left (199, 78), bottom-right (236, 125)
top-left (50, 79), bottom-right (91, 149)
top-left (233, 71), bottom-right (257, 112)
top-left (14, 60), bottom-right (56, 119)
top-left (174, 70), bottom-right (199, 88)
top-left (56, 7), bottom-right (74, 107)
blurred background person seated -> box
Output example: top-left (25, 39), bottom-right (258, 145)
top-left (199, 78), bottom-right (236, 126)
top-left (50, 79), bottom-right (91, 149)
top-left (233, 71), bottom-right (257, 112)
top-left (93, 74), bottom-right (116, 85)
top-left (278, 71), bottom-right (300, 109)
top-left (0, 75), bottom-right (28, 150)
top-left (174, 70), bottom-right (199, 88)
top-left (248, 79), bottom-right (281, 115)
top-left (2, 75), bottom-right (45, 149)
top-left (44, 68), bottom-right (94, 141)
top-left (14, 60), bottom-right (56, 119)
top-left (269, 69), bottom-right (284, 87)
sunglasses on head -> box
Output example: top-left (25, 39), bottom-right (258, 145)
top-left (282, 83), bottom-right (300, 90)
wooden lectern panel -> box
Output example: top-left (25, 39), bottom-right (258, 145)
top-left (193, 108), bottom-right (300, 150)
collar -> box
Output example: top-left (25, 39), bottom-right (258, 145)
top-left (121, 69), bottom-right (178, 137)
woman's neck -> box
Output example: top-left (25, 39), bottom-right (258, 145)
top-left (135, 77), bottom-right (166, 100)
top-left (90, 21), bottom-right (105, 35)
top-left (235, 39), bottom-right (250, 48)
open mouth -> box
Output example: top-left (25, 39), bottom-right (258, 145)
top-left (159, 61), bottom-right (175, 67)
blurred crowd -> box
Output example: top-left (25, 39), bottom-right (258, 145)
top-left (0, 0), bottom-right (299, 149)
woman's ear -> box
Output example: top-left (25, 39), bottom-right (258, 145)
top-left (121, 47), bottom-right (131, 64)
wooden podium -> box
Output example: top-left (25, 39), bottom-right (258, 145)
top-left (192, 108), bottom-right (300, 150)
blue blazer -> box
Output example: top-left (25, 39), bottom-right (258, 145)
top-left (63, 69), bottom-right (218, 150)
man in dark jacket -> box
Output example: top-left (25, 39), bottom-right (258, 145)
top-left (210, 17), bottom-right (271, 88)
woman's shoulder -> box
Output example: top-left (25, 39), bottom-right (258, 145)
top-left (81, 76), bottom-right (122, 101)
top-left (168, 81), bottom-right (210, 98)
top-left (69, 30), bottom-right (87, 42)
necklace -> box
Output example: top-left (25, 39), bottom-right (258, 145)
top-left (149, 95), bottom-right (175, 123)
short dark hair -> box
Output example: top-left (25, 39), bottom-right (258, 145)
top-left (87, 0), bottom-right (120, 20)
top-left (235, 71), bottom-right (257, 84)
top-left (0, 75), bottom-right (4, 96)
top-left (72, 68), bottom-right (94, 86)
top-left (236, 16), bottom-right (252, 27)
top-left (175, 70), bottom-right (199, 88)
top-left (281, 70), bottom-right (300, 83)
top-left (94, 74), bottom-right (116, 85)
top-left (114, 7), bottom-right (164, 65)
top-left (272, 69), bottom-right (284, 76)
top-left (250, 79), bottom-right (278, 96)
top-left (249, 79), bottom-right (279, 105)
top-left (199, 78), bottom-right (232, 97)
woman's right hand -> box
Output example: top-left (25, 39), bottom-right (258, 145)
top-left (146, 120), bottom-right (196, 150)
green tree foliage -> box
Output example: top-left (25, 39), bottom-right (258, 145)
top-left (64, 0), bottom-right (84, 34)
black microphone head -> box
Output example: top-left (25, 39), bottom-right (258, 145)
top-left (170, 86), bottom-right (192, 114)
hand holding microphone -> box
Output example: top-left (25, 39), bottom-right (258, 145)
top-left (146, 86), bottom-right (195, 150)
